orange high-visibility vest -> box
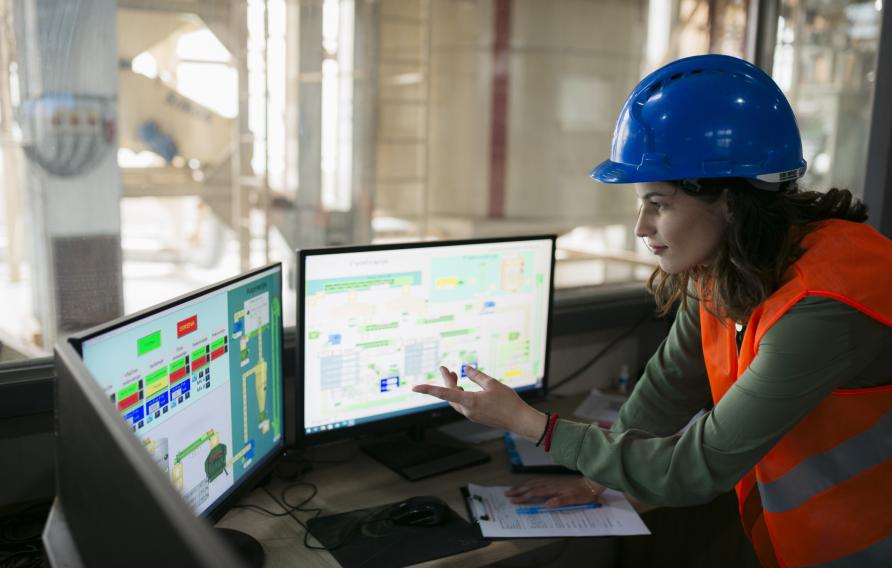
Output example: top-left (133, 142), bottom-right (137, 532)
top-left (699, 219), bottom-right (892, 567)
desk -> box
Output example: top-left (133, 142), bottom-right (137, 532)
top-left (217, 395), bottom-right (619, 567)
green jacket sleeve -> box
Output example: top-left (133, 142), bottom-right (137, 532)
top-left (549, 297), bottom-right (892, 507)
top-left (611, 297), bottom-right (712, 436)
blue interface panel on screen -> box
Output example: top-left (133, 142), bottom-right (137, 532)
top-left (302, 238), bottom-right (553, 434)
top-left (80, 266), bottom-right (283, 515)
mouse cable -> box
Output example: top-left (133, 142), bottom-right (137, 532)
top-left (277, 481), bottom-right (368, 552)
top-left (258, 482), bottom-right (331, 551)
top-left (231, 462), bottom-right (317, 517)
top-left (229, 501), bottom-right (302, 518)
top-left (262, 484), bottom-right (340, 551)
top-left (264, 484), bottom-right (400, 553)
top-left (548, 310), bottom-right (653, 392)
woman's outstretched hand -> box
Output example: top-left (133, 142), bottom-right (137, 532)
top-left (506, 476), bottom-right (606, 508)
top-left (412, 366), bottom-right (548, 442)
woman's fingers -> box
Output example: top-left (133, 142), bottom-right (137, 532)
top-left (506, 482), bottom-right (558, 503)
top-left (440, 365), bottom-right (459, 388)
top-left (543, 495), bottom-right (578, 508)
top-left (506, 477), bottom-right (601, 507)
top-left (505, 478), bottom-right (549, 496)
top-left (412, 384), bottom-right (467, 405)
top-left (464, 366), bottom-right (494, 388)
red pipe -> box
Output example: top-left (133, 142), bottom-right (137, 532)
top-left (488, 0), bottom-right (512, 219)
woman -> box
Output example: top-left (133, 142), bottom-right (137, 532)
top-left (413, 54), bottom-right (892, 567)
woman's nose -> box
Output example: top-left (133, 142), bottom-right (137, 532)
top-left (634, 207), bottom-right (652, 238)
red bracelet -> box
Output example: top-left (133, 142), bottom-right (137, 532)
top-left (542, 412), bottom-right (560, 453)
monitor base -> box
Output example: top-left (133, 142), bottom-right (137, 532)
top-left (361, 428), bottom-right (490, 481)
top-left (217, 528), bottom-right (265, 568)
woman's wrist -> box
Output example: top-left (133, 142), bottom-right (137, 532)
top-left (519, 408), bottom-right (548, 442)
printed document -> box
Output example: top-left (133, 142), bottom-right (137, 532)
top-left (466, 483), bottom-right (650, 538)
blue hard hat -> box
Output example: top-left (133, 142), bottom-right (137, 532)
top-left (590, 54), bottom-right (806, 184)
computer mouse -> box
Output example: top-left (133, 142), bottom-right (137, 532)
top-left (388, 495), bottom-right (450, 527)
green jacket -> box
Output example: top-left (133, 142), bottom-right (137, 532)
top-left (549, 296), bottom-right (892, 506)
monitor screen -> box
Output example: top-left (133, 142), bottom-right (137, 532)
top-left (298, 236), bottom-right (555, 440)
top-left (73, 264), bottom-right (284, 517)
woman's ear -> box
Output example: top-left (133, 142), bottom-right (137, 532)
top-left (720, 189), bottom-right (733, 222)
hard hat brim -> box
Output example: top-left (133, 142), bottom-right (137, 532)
top-left (589, 160), bottom-right (660, 184)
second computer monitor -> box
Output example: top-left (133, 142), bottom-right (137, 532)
top-left (70, 263), bottom-right (285, 520)
top-left (297, 236), bottom-right (555, 443)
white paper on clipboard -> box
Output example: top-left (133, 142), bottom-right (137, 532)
top-left (464, 483), bottom-right (650, 538)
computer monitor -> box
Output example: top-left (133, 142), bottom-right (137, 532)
top-left (295, 236), bottom-right (555, 479)
top-left (49, 341), bottom-right (248, 568)
top-left (57, 263), bottom-right (284, 565)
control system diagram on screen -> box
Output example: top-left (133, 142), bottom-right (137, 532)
top-left (82, 271), bottom-right (283, 514)
top-left (303, 241), bottom-right (551, 432)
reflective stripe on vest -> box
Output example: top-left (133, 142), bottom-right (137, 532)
top-left (700, 220), bottom-right (892, 567)
top-left (757, 409), bottom-right (892, 513)
top-left (815, 534), bottom-right (892, 567)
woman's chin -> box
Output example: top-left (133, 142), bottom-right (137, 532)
top-left (657, 259), bottom-right (678, 274)
top-left (657, 259), bottom-right (691, 275)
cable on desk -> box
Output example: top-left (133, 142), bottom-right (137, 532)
top-left (261, 484), bottom-right (329, 550)
top-left (279, 482), bottom-right (337, 550)
top-left (263, 481), bottom-right (386, 552)
top-left (229, 502), bottom-right (300, 518)
top-left (549, 310), bottom-right (653, 392)
top-left (280, 481), bottom-right (320, 512)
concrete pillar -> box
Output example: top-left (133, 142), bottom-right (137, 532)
top-left (292, 0), bottom-right (373, 248)
top-left (347, 0), bottom-right (376, 246)
top-left (231, 0), bottom-right (252, 270)
top-left (295, 0), bottom-right (326, 248)
top-left (14, 0), bottom-right (123, 347)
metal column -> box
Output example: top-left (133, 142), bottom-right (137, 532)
top-left (864, 0), bottom-right (892, 237)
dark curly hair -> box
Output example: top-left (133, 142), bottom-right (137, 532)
top-left (647, 178), bottom-right (869, 322)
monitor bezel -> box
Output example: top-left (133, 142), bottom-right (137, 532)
top-left (294, 235), bottom-right (556, 446)
top-left (66, 262), bottom-right (287, 522)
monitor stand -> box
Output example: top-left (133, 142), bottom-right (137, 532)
top-left (217, 528), bottom-right (265, 568)
top-left (361, 426), bottom-right (490, 481)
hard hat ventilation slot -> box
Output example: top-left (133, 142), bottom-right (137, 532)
top-left (648, 81), bottom-right (663, 94)
top-left (690, 69), bottom-right (703, 75)
top-left (670, 73), bottom-right (683, 81)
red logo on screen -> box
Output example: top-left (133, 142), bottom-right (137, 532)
top-left (177, 316), bottom-right (197, 338)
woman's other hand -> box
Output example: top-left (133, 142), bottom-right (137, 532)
top-left (505, 477), bottom-right (606, 508)
top-left (412, 365), bottom-right (548, 441)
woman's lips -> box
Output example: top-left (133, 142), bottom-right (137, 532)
top-left (649, 244), bottom-right (668, 255)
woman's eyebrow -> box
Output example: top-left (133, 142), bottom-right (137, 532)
top-left (639, 191), bottom-right (670, 201)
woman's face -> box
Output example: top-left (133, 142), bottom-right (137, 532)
top-left (634, 182), bottom-right (729, 274)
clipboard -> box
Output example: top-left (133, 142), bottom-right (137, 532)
top-left (461, 486), bottom-right (497, 540)
top-left (461, 483), bottom-right (651, 539)
top-left (503, 432), bottom-right (574, 474)
top-left (462, 485), bottom-right (593, 540)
